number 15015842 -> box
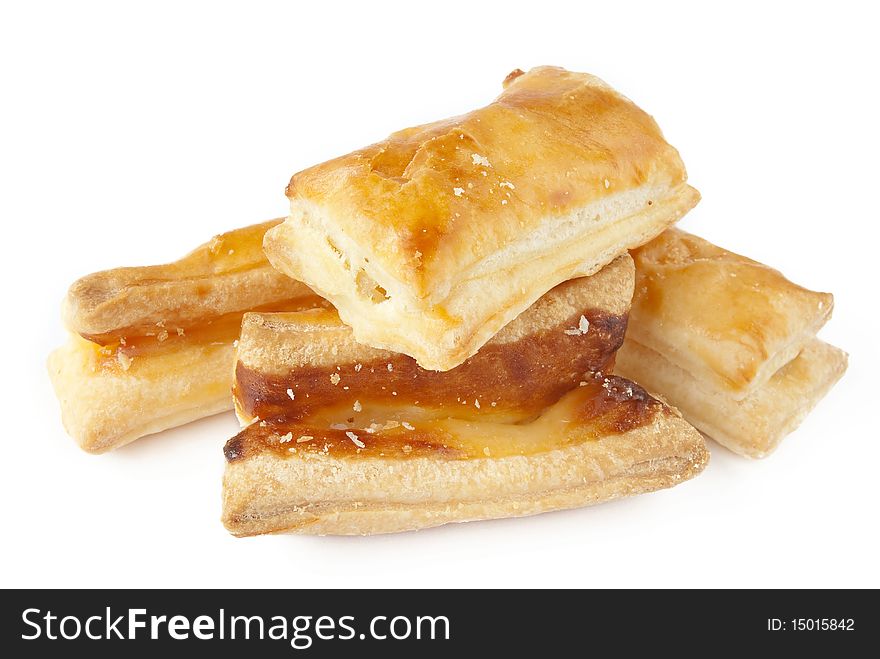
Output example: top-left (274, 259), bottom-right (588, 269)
top-left (768, 619), bottom-right (855, 631)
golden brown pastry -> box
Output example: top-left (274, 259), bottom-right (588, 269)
top-left (616, 228), bottom-right (846, 458)
top-left (626, 228), bottom-right (834, 398)
top-left (224, 375), bottom-right (706, 536)
top-left (223, 257), bottom-right (706, 535)
top-left (233, 255), bottom-right (635, 426)
top-left (616, 339), bottom-right (847, 458)
top-left (264, 66), bottom-right (700, 371)
top-left (48, 220), bottom-right (326, 453)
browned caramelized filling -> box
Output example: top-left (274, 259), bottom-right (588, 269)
top-left (83, 296), bottom-right (328, 365)
top-left (235, 309), bottom-right (628, 424)
top-left (71, 219), bottom-right (328, 365)
top-left (225, 374), bottom-right (665, 463)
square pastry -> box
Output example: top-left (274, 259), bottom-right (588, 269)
top-left (264, 66), bottom-right (699, 370)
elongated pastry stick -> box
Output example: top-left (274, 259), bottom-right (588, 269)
top-left (222, 256), bottom-right (708, 535)
top-left (615, 228), bottom-right (846, 457)
top-left (48, 220), bottom-right (326, 453)
top-left (265, 66), bottom-right (699, 371)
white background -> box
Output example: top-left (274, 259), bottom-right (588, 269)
top-left (2, 1), bottom-right (878, 588)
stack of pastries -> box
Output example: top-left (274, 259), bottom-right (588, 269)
top-left (48, 66), bottom-right (845, 535)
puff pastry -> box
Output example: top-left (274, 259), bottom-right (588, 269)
top-left (48, 220), bottom-right (326, 453)
top-left (223, 377), bottom-right (707, 536)
top-left (233, 254), bottom-right (635, 426)
top-left (626, 228), bottom-right (834, 398)
top-left (223, 254), bottom-right (708, 535)
top-left (264, 65), bottom-right (700, 371)
top-left (616, 339), bottom-right (847, 458)
top-left (616, 228), bottom-right (846, 457)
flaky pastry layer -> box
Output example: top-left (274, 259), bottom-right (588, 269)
top-left (222, 381), bottom-right (708, 536)
top-left (48, 333), bottom-right (234, 453)
top-left (49, 220), bottom-right (327, 452)
top-left (63, 220), bottom-right (314, 341)
top-left (628, 228), bottom-right (833, 398)
top-left (616, 338), bottom-right (847, 458)
top-left (265, 66), bottom-right (699, 370)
